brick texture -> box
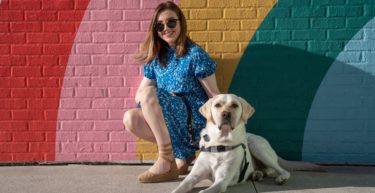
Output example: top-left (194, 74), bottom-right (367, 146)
top-left (0, 0), bottom-right (90, 162)
top-left (134, 0), bottom-right (277, 162)
top-left (228, 0), bottom-right (375, 164)
top-left (2, 0), bottom-right (374, 164)
top-left (55, 0), bottom-right (175, 162)
top-left (0, 0), bottom-right (276, 163)
top-left (181, 0), bottom-right (277, 92)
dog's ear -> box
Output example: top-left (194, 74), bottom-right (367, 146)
top-left (238, 97), bottom-right (255, 122)
top-left (199, 98), bottom-right (213, 121)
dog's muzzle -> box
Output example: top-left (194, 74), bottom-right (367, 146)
top-left (219, 111), bottom-right (233, 130)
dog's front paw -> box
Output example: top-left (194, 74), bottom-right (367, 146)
top-left (250, 170), bottom-right (264, 181)
top-left (275, 176), bottom-right (287, 185)
top-left (275, 173), bottom-right (290, 185)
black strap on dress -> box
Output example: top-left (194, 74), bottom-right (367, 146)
top-left (174, 93), bottom-right (199, 148)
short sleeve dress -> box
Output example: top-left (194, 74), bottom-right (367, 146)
top-left (142, 42), bottom-right (216, 160)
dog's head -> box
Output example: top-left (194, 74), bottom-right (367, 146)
top-left (199, 94), bottom-right (255, 131)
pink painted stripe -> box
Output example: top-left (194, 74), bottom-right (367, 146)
top-left (56, 0), bottom-right (178, 162)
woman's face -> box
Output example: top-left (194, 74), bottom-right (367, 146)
top-left (156, 9), bottom-right (181, 47)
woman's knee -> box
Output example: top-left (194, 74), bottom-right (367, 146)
top-left (123, 109), bottom-right (139, 133)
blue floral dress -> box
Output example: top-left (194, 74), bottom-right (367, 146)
top-left (142, 43), bottom-right (216, 160)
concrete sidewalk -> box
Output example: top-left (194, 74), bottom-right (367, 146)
top-left (0, 165), bottom-right (374, 193)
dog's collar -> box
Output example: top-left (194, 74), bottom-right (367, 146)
top-left (200, 143), bottom-right (244, 153)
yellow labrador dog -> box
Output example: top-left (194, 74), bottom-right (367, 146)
top-left (172, 94), bottom-right (324, 193)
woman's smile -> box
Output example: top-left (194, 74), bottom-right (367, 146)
top-left (163, 30), bottom-right (174, 37)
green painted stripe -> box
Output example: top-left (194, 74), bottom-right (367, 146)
top-left (229, 0), bottom-right (375, 160)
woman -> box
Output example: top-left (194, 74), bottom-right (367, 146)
top-left (123, 1), bottom-right (220, 183)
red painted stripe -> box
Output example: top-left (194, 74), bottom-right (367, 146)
top-left (0, 0), bottom-right (90, 162)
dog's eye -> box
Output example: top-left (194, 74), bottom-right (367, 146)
top-left (231, 103), bottom-right (239, 108)
top-left (214, 103), bottom-right (221, 108)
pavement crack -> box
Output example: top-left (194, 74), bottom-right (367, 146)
top-left (252, 181), bottom-right (259, 193)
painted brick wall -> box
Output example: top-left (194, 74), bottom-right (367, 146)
top-left (1, 0), bottom-right (375, 164)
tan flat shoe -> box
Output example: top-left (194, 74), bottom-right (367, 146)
top-left (138, 161), bottom-right (178, 183)
top-left (138, 143), bottom-right (179, 183)
top-left (177, 155), bottom-right (196, 175)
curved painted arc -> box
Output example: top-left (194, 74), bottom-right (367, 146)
top-left (56, 0), bottom-right (179, 162)
top-left (230, 44), bottom-right (333, 160)
top-left (0, 0), bottom-right (89, 162)
top-left (220, 0), bottom-right (278, 93)
top-left (229, 1), bottom-right (375, 161)
top-left (178, 0), bottom-right (278, 93)
top-left (56, 0), bottom-right (140, 161)
top-left (302, 17), bottom-right (375, 164)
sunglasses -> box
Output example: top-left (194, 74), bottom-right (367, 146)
top-left (154, 19), bottom-right (179, 32)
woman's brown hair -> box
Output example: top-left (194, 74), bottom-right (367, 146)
top-left (133, 1), bottom-right (191, 66)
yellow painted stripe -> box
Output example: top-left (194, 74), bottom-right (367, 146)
top-left (182, 0), bottom-right (278, 92)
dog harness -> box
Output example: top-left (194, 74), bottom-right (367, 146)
top-left (200, 138), bottom-right (250, 183)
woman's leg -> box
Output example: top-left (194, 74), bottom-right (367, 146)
top-left (127, 86), bottom-right (175, 175)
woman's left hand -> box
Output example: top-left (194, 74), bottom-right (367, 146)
top-left (199, 74), bottom-right (221, 98)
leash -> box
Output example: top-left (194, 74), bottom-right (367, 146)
top-left (200, 141), bottom-right (250, 183)
top-left (174, 93), bottom-right (199, 147)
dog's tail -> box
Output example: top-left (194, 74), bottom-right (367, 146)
top-left (278, 157), bottom-right (327, 172)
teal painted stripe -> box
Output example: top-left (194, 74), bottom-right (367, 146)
top-left (229, 0), bottom-right (375, 161)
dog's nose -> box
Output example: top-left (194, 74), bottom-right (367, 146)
top-left (222, 111), bottom-right (231, 119)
